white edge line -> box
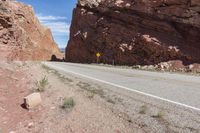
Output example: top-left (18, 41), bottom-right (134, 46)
top-left (44, 62), bottom-right (200, 112)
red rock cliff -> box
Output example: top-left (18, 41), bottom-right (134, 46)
top-left (0, 0), bottom-right (62, 61)
top-left (66, 0), bottom-right (200, 65)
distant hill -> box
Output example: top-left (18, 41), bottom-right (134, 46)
top-left (60, 48), bottom-right (65, 53)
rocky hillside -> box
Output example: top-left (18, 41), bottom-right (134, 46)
top-left (66, 0), bottom-right (200, 65)
top-left (0, 0), bottom-right (61, 61)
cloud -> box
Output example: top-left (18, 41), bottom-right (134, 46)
top-left (36, 14), bottom-right (70, 37)
top-left (43, 22), bottom-right (70, 36)
top-left (37, 14), bottom-right (67, 21)
top-left (36, 14), bottom-right (71, 48)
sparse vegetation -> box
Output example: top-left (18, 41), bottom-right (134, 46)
top-left (58, 74), bottom-right (73, 82)
top-left (127, 119), bottom-right (133, 123)
top-left (88, 93), bottom-right (95, 99)
top-left (77, 82), bottom-right (104, 97)
top-left (152, 111), bottom-right (165, 118)
top-left (106, 98), bottom-right (115, 104)
top-left (139, 105), bottom-right (148, 114)
top-left (62, 97), bottom-right (75, 109)
top-left (42, 64), bottom-right (73, 82)
top-left (42, 64), bottom-right (52, 72)
top-left (36, 76), bottom-right (49, 92)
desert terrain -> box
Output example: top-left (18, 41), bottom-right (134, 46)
top-left (1, 0), bottom-right (200, 132)
top-left (0, 62), bottom-right (200, 133)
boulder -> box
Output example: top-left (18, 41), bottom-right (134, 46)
top-left (189, 63), bottom-right (200, 73)
top-left (24, 93), bottom-right (42, 109)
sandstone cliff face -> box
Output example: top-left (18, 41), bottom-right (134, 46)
top-left (66, 0), bottom-right (200, 65)
top-left (0, 0), bottom-right (61, 61)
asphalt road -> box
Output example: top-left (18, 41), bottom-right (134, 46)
top-left (44, 62), bottom-right (200, 111)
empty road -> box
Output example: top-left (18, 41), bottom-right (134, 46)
top-left (44, 62), bottom-right (200, 111)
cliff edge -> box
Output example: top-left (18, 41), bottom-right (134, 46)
top-left (66, 0), bottom-right (200, 65)
top-left (0, 0), bottom-right (62, 61)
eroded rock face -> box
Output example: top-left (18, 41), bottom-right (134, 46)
top-left (66, 0), bottom-right (200, 65)
top-left (0, 0), bottom-right (61, 61)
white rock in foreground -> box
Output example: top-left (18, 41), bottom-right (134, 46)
top-left (24, 93), bottom-right (42, 109)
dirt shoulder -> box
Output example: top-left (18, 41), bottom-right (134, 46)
top-left (0, 62), bottom-right (42, 133)
top-left (0, 62), bottom-right (200, 133)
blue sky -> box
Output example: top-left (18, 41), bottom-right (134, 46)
top-left (17, 0), bottom-right (77, 48)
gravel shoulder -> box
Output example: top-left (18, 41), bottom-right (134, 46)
top-left (44, 63), bottom-right (200, 133)
top-left (0, 62), bottom-right (200, 133)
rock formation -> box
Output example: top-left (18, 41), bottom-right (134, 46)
top-left (0, 0), bottom-right (61, 61)
top-left (66, 0), bottom-right (200, 65)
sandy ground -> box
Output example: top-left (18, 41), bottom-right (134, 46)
top-left (0, 62), bottom-right (200, 133)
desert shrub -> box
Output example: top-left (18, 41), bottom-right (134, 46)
top-left (62, 97), bottom-right (75, 109)
top-left (139, 105), bottom-right (148, 114)
top-left (36, 76), bottom-right (49, 92)
top-left (152, 111), bottom-right (165, 118)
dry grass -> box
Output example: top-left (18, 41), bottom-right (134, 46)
top-left (139, 105), bottom-right (148, 114)
top-left (152, 111), bottom-right (165, 118)
top-left (36, 76), bottom-right (49, 92)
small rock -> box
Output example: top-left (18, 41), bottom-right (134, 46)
top-left (51, 106), bottom-right (56, 110)
top-left (147, 65), bottom-right (155, 70)
top-left (158, 62), bottom-right (171, 70)
top-left (141, 65), bottom-right (148, 70)
top-left (189, 64), bottom-right (194, 69)
top-left (28, 122), bottom-right (34, 128)
top-left (132, 65), bottom-right (141, 69)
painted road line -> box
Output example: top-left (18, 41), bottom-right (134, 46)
top-left (44, 62), bottom-right (200, 112)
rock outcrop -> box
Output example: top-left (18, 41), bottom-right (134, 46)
top-left (0, 0), bottom-right (61, 61)
top-left (66, 0), bottom-right (200, 65)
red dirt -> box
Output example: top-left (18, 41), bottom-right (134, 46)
top-left (0, 63), bottom-right (42, 133)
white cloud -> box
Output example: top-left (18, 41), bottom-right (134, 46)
top-left (43, 22), bottom-right (70, 36)
top-left (36, 14), bottom-right (70, 36)
top-left (37, 14), bottom-right (67, 21)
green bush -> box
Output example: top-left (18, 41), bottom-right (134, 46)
top-left (62, 97), bottom-right (75, 109)
top-left (153, 111), bottom-right (165, 118)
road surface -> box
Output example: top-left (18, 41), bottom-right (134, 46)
top-left (44, 62), bottom-right (200, 111)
